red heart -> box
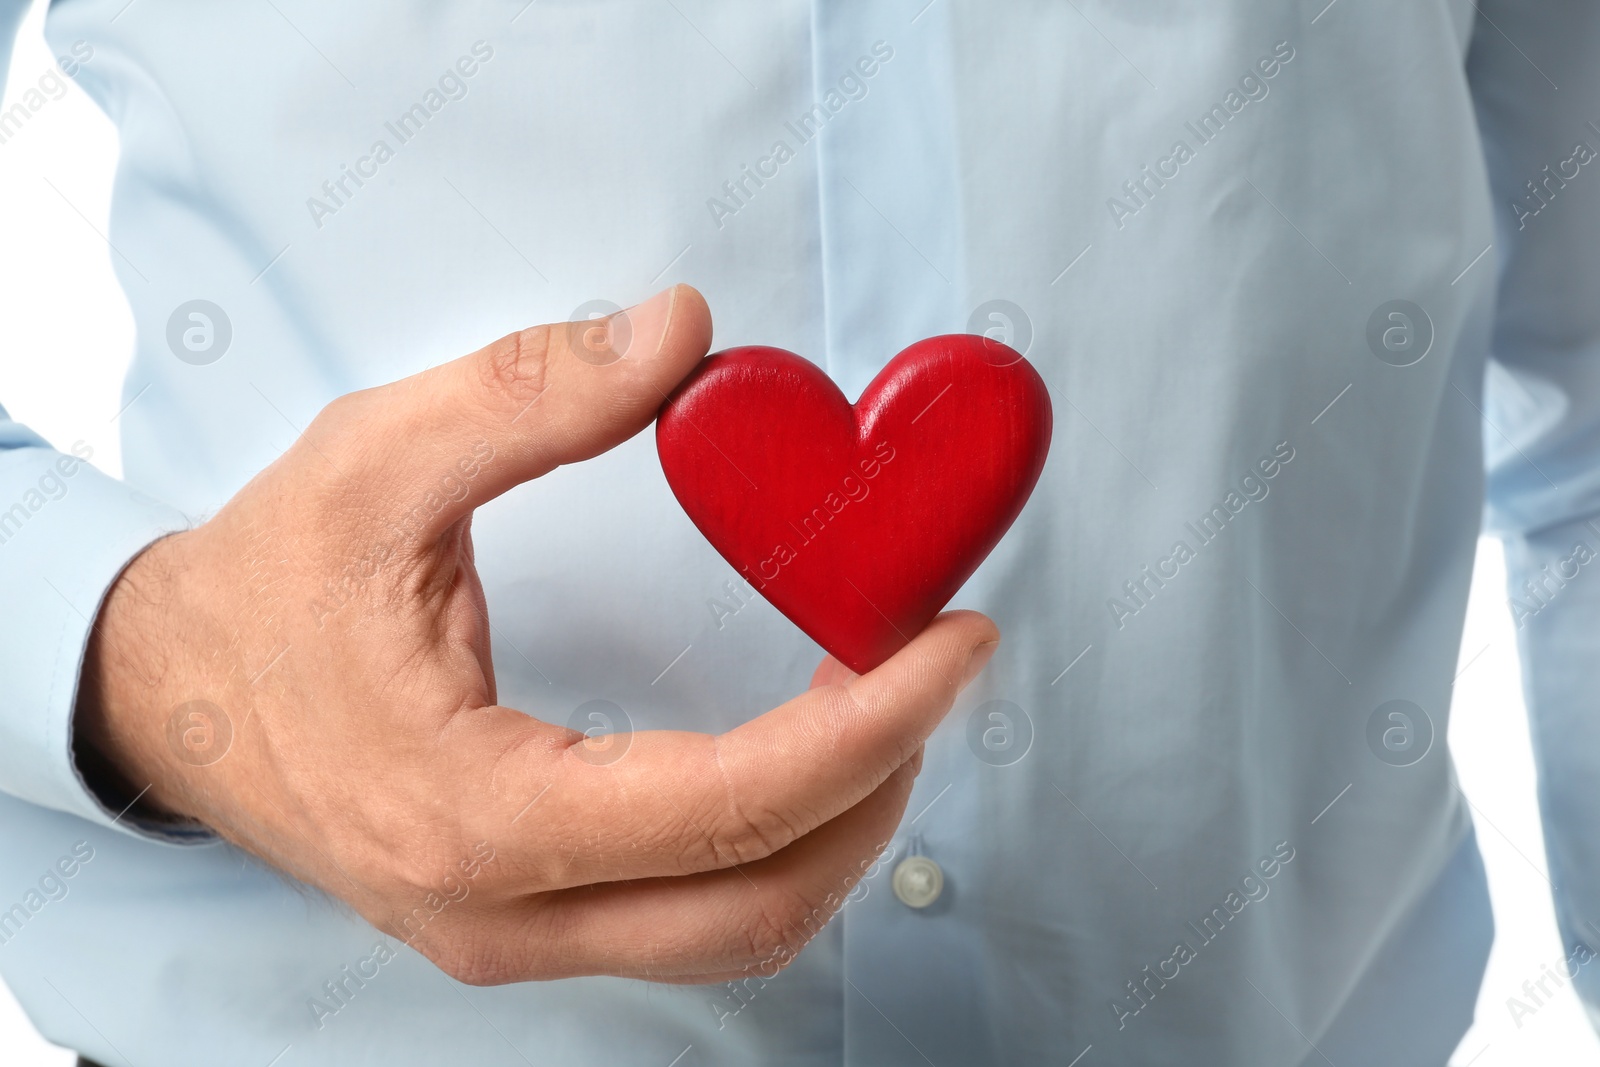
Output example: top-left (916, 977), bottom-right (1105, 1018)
top-left (656, 335), bottom-right (1053, 673)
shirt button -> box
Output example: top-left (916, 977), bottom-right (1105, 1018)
top-left (892, 855), bottom-right (944, 909)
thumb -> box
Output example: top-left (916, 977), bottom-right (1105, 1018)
top-left (320, 284), bottom-right (711, 543)
top-left (809, 655), bottom-right (859, 690)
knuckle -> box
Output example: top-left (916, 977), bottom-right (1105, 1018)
top-left (312, 386), bottom-right (374, 428)
top-left (813, 682), bottom-right (920, 780)
top-left (477, 325), bottom-right (552, 409)
top-left (411, 907), bottom-right (559, 986)
top-left (654, 814), bottom-right (728, 876)
top-left (736, 890), bottom-right (823, 968)
top-left (303, 385), bottom-right (434, 504)
top-left (693, 734), bottom-right (809, 868)
top-left (419, 934), bottom-right (505, 987)
top-left (708, 800), bottom-right (806, 867)
top-left (364, 834), bottom-right (503, 939)
top-left (304, 387), bottom-right (382, 462)
top-left (377, 833), bottom-right (461, 895)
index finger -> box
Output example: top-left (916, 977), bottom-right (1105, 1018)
top-left (475, 610), bottom-right (998, 889)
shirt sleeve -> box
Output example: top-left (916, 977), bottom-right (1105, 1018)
top-left (0, 411), bottom-right (199, 837)
top-left (0, 3), bottom-right (204, 840)
top-left (1469, 0), bottom-right (1600, 1022)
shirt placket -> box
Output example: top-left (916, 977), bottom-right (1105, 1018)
top-left (807, 2), bottom-right (985, 1064)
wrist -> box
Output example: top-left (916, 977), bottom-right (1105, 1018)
top-left (73, 533), bottom-right (197, 823)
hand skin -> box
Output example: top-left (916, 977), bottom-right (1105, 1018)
top-left (74, 284), bottom-right (1000, 987)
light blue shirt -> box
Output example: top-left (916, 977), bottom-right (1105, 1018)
top-left (2, 1), bottom-right (1598, 1064)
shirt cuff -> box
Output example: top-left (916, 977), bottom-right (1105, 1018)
top-left (0, 445), bottom-right (214, 843)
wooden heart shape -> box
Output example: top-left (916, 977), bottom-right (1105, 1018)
top-left (656, 335), bottom-right (1053, 674)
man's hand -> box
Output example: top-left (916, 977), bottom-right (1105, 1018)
top-left (75, 285), bottom-right (999, 986)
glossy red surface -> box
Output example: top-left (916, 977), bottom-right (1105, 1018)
top-left (656, 335), bottom-right (1053, 674)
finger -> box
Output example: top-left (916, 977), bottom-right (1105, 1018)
top-left (315, 283), bottom-right (713, 542)
top-left (473, 610), bottom-right (997, 888)
top-left (808, 655), bottom-right (857, 690)
top-left (505, 756), bottom-right (919, 982)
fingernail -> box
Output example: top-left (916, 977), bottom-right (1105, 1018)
top-left (619, 285), bottom-right (678, 361)
top-left (962, 639), bottom-right (999, 687)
